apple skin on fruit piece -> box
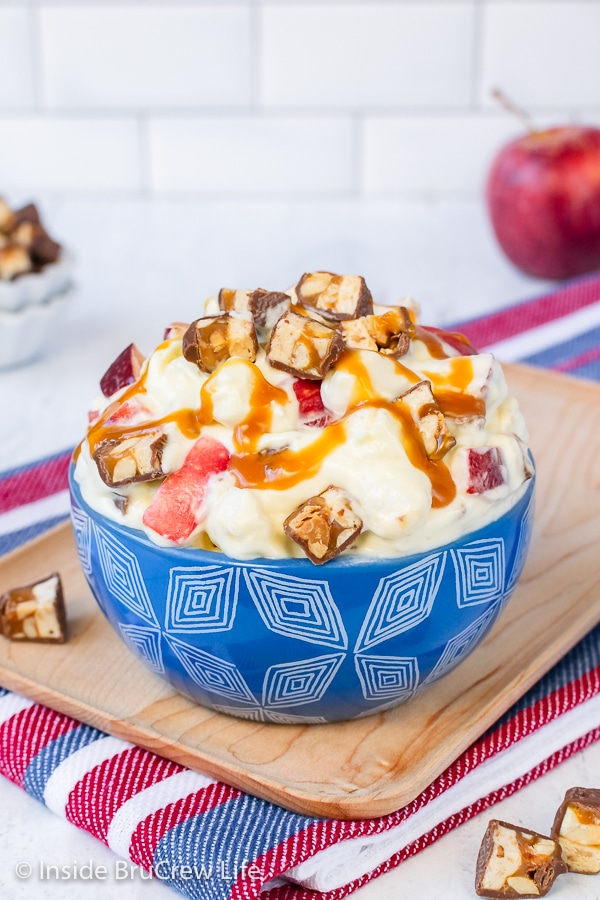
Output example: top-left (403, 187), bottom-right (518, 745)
top-left (142, 436), bottom-right (230, 543)
top-left (100, 343), bottom-right (145, 398)
top-left (467, 447), bottom-right (505, 495)
top-left (486, 126), bottom-right (600, 280)
top-left (292, 378), bottom-right (332, 427)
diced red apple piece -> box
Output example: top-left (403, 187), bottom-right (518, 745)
top-left (142, 436), bottom-right (230, 543)
top-left (467, 447), bottom-right (505, 494)
top-left (105, 398), bottom-right (150, 425)
top-left (292, 378), bottom-right (331, 427)
top-left (100, 343), bottom-right (145, 398)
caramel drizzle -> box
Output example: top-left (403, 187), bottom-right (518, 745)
top-left (83, 339), bottom-right (481, 509)
top-left (421, 356), bottom-right (486, 419)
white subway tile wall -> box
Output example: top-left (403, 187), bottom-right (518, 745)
top-left (0, 0), bottom-right (599, 198)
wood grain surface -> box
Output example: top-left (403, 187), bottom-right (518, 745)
top-left (0, 363), bottom-right (598, 820)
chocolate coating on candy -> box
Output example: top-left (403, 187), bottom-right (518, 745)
top-left (399, 380), bottom-right (456, 461)
top-left (552, 786), bottom-right (600, 874)
top-left (0, 573), bottom-right (67, 643)
top-left (182, 313), bottom-right (258, 373)
top-left (93, 430), bottom-right (168, 487)
top-left (266, 309), bottom-right (344, 380)
top-left (283, 485), bottom-right (362, 564)
top-left (475, 819), bottom-right (566, 898)
top-left (296, 271), bottom-right (373, 321)
top-left (341, 306), bottom-right (413, 358)
top-left (218, 287), bottom-right (291, 329)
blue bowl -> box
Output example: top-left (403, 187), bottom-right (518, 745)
top-left (69, 465), bottom-right (535, 723)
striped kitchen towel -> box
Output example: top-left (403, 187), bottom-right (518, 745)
top-left (1, 272), bottom-right (600, 899)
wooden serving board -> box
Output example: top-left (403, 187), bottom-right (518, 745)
top-left (0, 363), bottom-right (599, 820)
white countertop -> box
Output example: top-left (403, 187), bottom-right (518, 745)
top-left (0, 196), bottom-right (598, 899)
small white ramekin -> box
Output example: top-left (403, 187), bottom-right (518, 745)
top-left (0, 288), bottom-right (74, 371)
top-left (0, 255), bottom-right (74, 314)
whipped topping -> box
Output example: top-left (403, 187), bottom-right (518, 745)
top-left (74, 288), bottom-right (533, 562)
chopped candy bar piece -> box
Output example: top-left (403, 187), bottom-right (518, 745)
top-left (296, 271), bottom-right (373, 321)
top-left (12, 220), bottom-right (61, 266)
top-left (143, 436), bottom-right (230, 543)
top-left (552, 786), bottom-right (600, 874)
top-left (341, 306), bottom-right (413, 358)
top-left (467, 447), bottom-right (505, 494)
top-left (475, 820), bottom-right (566, 898)
top-left (0, 573), bottom-right (67, 643)
top-left (93, 430), bottom-right (168, 487)
top-left (283, 485), bottom-right (362, 564)
top-left (100, 343), bottom-right (145, 398)
top-left (399, 380), bottom-right (456, 460)
top-left (267, 310), bottom-right (344, 380)
top-left (219, 287), bottom-right (291, 329)
top-left (10, 202), bottom-right (41, 229)
top-left (182, 313), bottom-right (258, 373)
top-left (0, 197), bottom-right (12, 232)
top-left (0, 244), bottom-right (32, 280)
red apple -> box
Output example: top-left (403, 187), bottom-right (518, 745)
top-left (486, 125), bottom-right (600, 280)
top-left (100, 343), bottom-right (145, 397)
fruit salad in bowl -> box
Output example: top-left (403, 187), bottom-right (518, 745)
top-left (70, 272), bottom-right (535, 722)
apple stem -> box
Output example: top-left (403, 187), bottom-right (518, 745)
top-left (491, 88), bottom-right (537, 133)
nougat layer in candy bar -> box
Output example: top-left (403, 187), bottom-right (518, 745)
top-left (12, 220), bottom-right (62, 266)
top-left (296, 271), bottom-right (373, 321)
top-left (398, 380), bottom-right (456, 461)
top-left (552, 786), bottom-right (600, 874)
top-left (266, 309), bottom-right (344, 379)
top-left (183, 313), bottom-right (258, 373)
top-left (93, 429), bottom-right (168, 487)
top-left (0, 244), bottom-right (32, 280)
top-left (341, 306), bottom-right (413, 358)
top-left (0, 573), bottom-right (67, 643)
top-left (475, 820), bottom-right (566, 898)
top-left (218, 287), bottom-right (290, 329)
top-left (283, 485), bottom-right (362, 564)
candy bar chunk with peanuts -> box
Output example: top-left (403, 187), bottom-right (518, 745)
top-left (341, 306), bottom-right (413, 358)
top-left (283, 486), bottom-right (362, 565)
top-left (218, 287), bottom-right (291, 329)
top-left (182, 313), bottom-right (258, 373)
top-left (266, 309), bottom-right (344, 380)
top-left (399, 380), bottom-right (456, 460)
top-left (475, 820), bottom-right (567, 898)
top-left (93, 429), bottom-right (168, 487)
top-left (0, 573), bottom-right (67, 643)
top-left (12, 220), bottom-right (61, 266)
top-left (551, 786), bottom-right (600, 874)
top-left (0, 244), bottom-right (32, 280)
top-left (295, 271), bottom-right (373, 321)
top-left (0, 197), bottom-right (13, 232)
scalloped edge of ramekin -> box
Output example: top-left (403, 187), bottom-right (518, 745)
top-left (0, 288), bottom-right (74, 371)
top-left (0, 254), bottom-right (75, 313)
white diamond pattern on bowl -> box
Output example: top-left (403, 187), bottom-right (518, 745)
top-left (355, 654), bottom-right (419, 701)
top-left (118, 623), bottom-right (165, 674)
top-left (265, 712), bottom-right (328, 724)
top-left (451, 538), bottom-right (506, 607)
top-left (165, 635), bottom-right (255, 702)
top-left (244, 568), bottom-right (348, 649)
top-left (71, 505), bottom-right (93, 576)
top-left (262, 653), bottom-right (345, 707)
top-left (94, 527), bottom-right (158, 625)
top-left (354, 552), bottom-right (447, 653)
top-left (425, 603), bottom-right (500, 684)
top-left (165, 565), bottom-right (239, 633)
top-left (507, 493), bottom-right (535, 591)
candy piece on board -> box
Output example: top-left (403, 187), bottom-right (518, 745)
top-left (0, 573), bottom-right (67, 644)
top-left (552, 786), bottom-right (600, 874)
top-left (475, 819), bottom-right (567, 898)
top-left (142, 436), bottom-right (230, 543)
